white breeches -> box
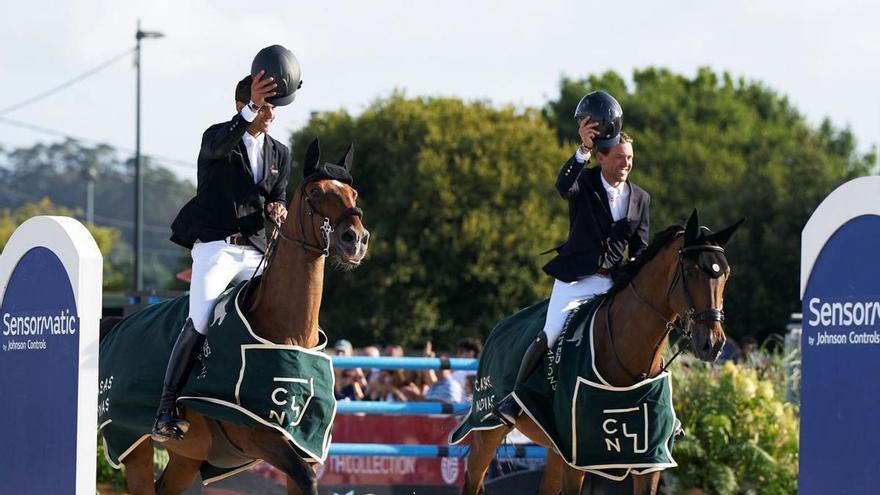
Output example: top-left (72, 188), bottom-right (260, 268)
top-left (542, 274), bottom-right (613, 347)
top-left (188, 240), bottom-right (264, 334)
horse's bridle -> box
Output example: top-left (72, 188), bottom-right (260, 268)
top-left (243, 182), bottom-right (362, 312)
top-left (607, 238), bottom-right (728, 381)
top-left (274, 182), bottom-right (363, 257)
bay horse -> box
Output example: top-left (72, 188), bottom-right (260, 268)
top-left (101, 139), bottom-right (368, 495)
top-left (461, 211), bottom-right (743, 495)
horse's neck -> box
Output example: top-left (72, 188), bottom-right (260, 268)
top-left (246, 202), bottom-right (325, 348)
top-left (594, 240), bottom-right (681, 387)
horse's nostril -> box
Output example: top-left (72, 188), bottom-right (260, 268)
top-left (362, 231), bottom-right (370, 245)
top-left (341, 230), bottom-right (356, 244)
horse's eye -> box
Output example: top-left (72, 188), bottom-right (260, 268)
top-left (308, 188), bottom-right (323, 199)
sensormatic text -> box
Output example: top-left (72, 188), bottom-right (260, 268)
top-left (2, 310), bottom-right (78, 336)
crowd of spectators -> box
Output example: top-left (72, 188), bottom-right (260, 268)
top-left (330, 337), bottom-right (482, 405)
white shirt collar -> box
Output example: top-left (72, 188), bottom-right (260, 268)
top-left (599, 172), bottom-right (626, 198)
top-left (242, 131), bottom-right (265, 148)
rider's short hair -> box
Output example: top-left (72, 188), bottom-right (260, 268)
top-left (235, 75), bottom-right (252, 104)
top-left (456, 337), bottom-right (482, 356)
top-left (596, 132), bottom-right (633, 156)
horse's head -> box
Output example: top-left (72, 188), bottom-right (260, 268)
top-left (283, 138), bottom-right (369, 267)
top-left (670, 210), bottom-right (744, 362)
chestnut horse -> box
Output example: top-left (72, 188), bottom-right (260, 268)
top-left (461, 211), bottom-right (743, 495)
top-left (102, 140), bottom-right (368, 495)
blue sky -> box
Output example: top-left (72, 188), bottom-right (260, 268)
top-left (2, 0), bottom-right (878, 183)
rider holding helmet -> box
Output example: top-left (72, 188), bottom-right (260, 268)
top-left (152, 45), bottom-right (301, 442)
top-left (495, 91), bottom-right (651, 426)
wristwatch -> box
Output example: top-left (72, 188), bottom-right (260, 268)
top-left (579, 143), bottom-right (592, 155)
top-left (247, 101), bottom-right (261, 113)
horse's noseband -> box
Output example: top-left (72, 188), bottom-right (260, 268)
top-left (275, 184), bottom-right (363, 257)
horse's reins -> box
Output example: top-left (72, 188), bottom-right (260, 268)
top-left (604, 239), bottom-right (727, 382)
top-left (244, 182), bottom-right (363, 311)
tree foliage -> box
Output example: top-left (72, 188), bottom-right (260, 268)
top-left (544, 67), bottom-right (874, 340)
top-left (0, 198), bottom-right (125, 289)
top-left (291, 95), bottom-right (570, 349)
top-left (0, 139), bottom-right (195, 291)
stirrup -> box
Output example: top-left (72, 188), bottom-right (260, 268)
top-left (151, 410), bottom-right (190, 442)
top-left (493, 394), bottom-right (521, 427)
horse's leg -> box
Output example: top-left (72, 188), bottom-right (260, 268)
top-left (122, 441), bottom-right (157, 495)
top-left (155, 451), bottom-right (202, 495)
top-left (632, 472), bottom-right (661, 495)
top-left (560, 465), bottom-right (585, 495)
top-left (536, 449), bottom-right (563, 495)
top-left (234, 429), bottom-right (316, 495)
top-left (461, 427), bottom-right (508, 495)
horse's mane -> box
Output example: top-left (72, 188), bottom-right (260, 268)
top-left (607, 225), bottom-right (683, 297)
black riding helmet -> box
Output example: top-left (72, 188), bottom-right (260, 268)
top-left (251, 45), bottom-right (302, 106)
top-left (574, 91), bottom-right (623, 149)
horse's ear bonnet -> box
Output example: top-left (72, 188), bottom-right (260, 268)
top-left (681, 210), bottom-right (745, 279)
top-left (302, 138), bottom-right (354, 185)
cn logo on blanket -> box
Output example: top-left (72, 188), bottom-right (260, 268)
top-left (601, 404), bottom-right (650, 454)
top-left (268, 376), bottom-right (316, 426)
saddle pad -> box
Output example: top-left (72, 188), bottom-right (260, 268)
top-left (449, 297), bottom-right (679, 480)
top-left (98, 281), bottom-right (335, 483)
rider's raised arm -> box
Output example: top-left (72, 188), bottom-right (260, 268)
top-left (199, 112), bottom-right (253, 161)
top-left (555, 153), bottom-right (588, 198)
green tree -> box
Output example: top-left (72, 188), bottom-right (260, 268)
top-left (0, 198), bottom-right (125, 289)
top-left (290, 95), bottom-right (570, 349)
top-left (544, 68), bottom-right (874, 340)
top-left (0, 139), bottom-right (195, 290)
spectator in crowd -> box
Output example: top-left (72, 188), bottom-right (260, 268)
top-left (451, 337), bottom-right (481, 390)
top-left (367, 369), bottom-right (423, 402)
top-left (334, 339), bottom-right (353, 356)
top-left (425, 356), bottom-right (464, 404)
top-left (384, 344), bottom-right (404, 357)
top-left (361, 344), bottom-right (382, 393)
top-left (335, 367), bottom-right (367, 401)
top-left (332, 339), bottom-right (366, 400)
top-left (463, 375), bottom-right (476, 403)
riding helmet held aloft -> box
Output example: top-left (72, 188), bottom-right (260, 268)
top-left (574, 91), bottom-right (623, 148)
top-left (251, 45), bottom-right (302, 106)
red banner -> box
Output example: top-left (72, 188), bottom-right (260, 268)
top-left (215, 413), bottom-right (466, 494)
top-left (317, 414), bottom-right (465, 487)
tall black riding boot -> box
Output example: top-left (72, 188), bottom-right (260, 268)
top-left (151, 319), bottom-right (205, 442)
top-left (494, 332), bottom-right (549, 426)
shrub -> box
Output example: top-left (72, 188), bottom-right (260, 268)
top-left (665, 355), bottom-right (799, 494)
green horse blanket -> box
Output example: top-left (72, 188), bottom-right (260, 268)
top-left (450, 297), bottom-right (679, 480)
top-left (98, 281), bottom-right (336, 483)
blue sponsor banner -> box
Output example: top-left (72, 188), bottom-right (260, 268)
top-left (800, 214), bottom-right (880, 493)
top-left (0, 247), bottom-right (79, 494)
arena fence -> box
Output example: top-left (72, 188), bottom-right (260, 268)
top-left (330, 355), bottom-right (547, 459)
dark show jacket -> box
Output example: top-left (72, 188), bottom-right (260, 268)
top-left (542, 155), bottom-right (650, 283)
top-left (170, 111), bottom-right (290, 252)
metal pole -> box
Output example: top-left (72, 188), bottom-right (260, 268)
top-left (86, 171), bottom-right (95, 225)
top-left (133, 21), bottom-right (163, 291)
top-left (134, 20), bottom-right (142, 291)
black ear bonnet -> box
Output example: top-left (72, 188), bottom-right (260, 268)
top-left (301, 138), bottom-right (354, 186)
top-left (681, 210), bottom-right (744, 279)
